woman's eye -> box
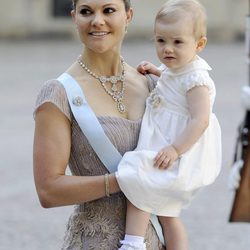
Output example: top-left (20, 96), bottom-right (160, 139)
top-left (79, 8), bottom-right (92, 15)
top-left (103, 7), bottom-right (116, 14)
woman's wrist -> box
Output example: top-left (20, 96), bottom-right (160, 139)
top-left (104, 173), bottom-right (110, 197)
top-left (104, 173), bottom-right (120, 196)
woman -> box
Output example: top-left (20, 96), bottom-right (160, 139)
top-left (33, 0), bottom-right (165, 249)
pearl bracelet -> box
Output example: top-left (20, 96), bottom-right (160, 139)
top-left (104, 173), bottom-right (110, 197)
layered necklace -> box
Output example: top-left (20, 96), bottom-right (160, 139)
top-left (77, 55), bottom-right (126, 113)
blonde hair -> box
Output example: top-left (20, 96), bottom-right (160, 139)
top-left (155, 0), bottom-right (207, 40)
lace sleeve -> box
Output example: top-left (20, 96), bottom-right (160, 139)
top-left (183, 70), bottom-right (215, 93)
top-left (33, 79), bottom-right (72, 121)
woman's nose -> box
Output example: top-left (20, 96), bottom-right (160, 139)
top-left (91, 12), bottom-right (105, 26)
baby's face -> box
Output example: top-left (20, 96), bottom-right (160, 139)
top-left (154, 16), bottom-right (200, 71)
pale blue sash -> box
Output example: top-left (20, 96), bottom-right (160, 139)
top-left (57, 72), bottom-right (165, 245)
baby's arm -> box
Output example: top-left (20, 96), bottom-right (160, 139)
top-left (155, 86), bottom-right (210, 169)
top-left (137, 61), bottom-right (162, 77)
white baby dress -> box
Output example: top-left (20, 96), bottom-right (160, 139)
top-left (116, 56), bottom-right (222, 217)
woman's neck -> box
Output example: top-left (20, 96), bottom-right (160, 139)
top-left (81, 50), bottom-right (123, 76)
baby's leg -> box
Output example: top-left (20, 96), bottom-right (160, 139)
top-left (119, 200), bottom-right (150, 250)
top-left (159, 216), bottom-right (188, 250)
top-left (126, 200), bottom-right (151, 236)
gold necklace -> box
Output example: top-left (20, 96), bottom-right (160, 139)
top-left (77, 55), bottom-right (126, 113)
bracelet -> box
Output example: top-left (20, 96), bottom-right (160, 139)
top-left (104, 173), bottom-right (110, 197)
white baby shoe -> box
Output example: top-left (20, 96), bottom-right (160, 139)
top-left (119, 245), bottom-right (146, 250)
top-left (119, 241), bottom-right (146, 250)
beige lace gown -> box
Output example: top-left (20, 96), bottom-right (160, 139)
top-left (34, 80), bottom-right (165, 250)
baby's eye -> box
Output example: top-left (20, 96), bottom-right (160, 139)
top-left (79, 8), bottom-right (92, 15)
top-left (174, 40), bottom-right (183, 44)
top-left (104, 7), bottom-right (116, 14)
top-left (156, 38), bottom-right (165, 43)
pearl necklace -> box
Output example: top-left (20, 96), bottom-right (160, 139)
top-left (77, 55), bottom-right (126, 113)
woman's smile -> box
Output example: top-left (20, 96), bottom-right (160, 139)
top-left (71, 0), bottom-right (132, 54)
top-left (89, 31), bottom-right (110, 36)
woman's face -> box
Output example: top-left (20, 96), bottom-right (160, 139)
top-left (72, 0), bottom-right (132, 54)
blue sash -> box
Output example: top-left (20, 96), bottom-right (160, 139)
top-left (57, 72), bottom-right (165, 245)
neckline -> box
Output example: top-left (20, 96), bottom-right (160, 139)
top-left (61, 72), bottom-right (143, 124)
top-left (163, 56), bottom-right (212, 76)
top-left (97, 115), bottom-right (142, 123)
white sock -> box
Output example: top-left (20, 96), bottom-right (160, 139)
top-left (124, 234), bottom-right (144, 244)
top-left (119, 234), bottom-right (145, 249)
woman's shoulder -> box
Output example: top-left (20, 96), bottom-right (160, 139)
top-left (42, 78), bottom-right (65, 89)
top-left (126, 63), bottom-right (146, 79)
top-left (34, 78), bottom-right (71, 121)
top-left (37, 78), bottom-right (67, 102)
top-left (125, 63), bottom-right (150, 90)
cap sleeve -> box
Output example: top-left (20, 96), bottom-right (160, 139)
top-left (182, 71), bottom-right (214, 93)
top-left (33, 79), bottom-right (71, 121)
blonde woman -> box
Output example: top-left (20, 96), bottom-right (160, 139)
top-left (33, 0), bottom-right (165, 249)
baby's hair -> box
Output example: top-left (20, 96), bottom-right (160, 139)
top-left (156, 0), bottom-right (207, 40)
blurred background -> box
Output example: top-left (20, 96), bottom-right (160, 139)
top-left (0, 0), bottom-right (247, 41)
top-left (0, 0), bottom-right (250, 249)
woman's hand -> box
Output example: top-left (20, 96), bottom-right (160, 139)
top-left (154, 145), bottom-right (179, 169)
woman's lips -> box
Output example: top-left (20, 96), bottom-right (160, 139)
top-left (89, 31), bottom-right (110, 37)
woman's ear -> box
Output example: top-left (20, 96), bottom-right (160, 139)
top-left (71, 10), bottom-right (76, 23)
top-left (126, 8), bottom-right (133, 25)
top-left (196, 36), bottom-right (207, 53)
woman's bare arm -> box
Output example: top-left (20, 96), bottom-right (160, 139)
top-left (33, 103), bottom-right (120, 208)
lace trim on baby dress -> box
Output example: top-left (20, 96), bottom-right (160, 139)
top-left (183, 71), bottom-right (214, 92)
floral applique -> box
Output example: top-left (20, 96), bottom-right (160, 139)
top-left (148, 89), bottom-right (164, 110)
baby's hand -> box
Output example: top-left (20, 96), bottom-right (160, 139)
top-left (154, 145), bottom-right (179, 169)
top-left (137, 61), bottom-right (152, 74)
top-left (137, 61), bottom-right (161, 77)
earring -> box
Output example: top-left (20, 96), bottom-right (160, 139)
top-left (125, 25), bottom-right (128, 34)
